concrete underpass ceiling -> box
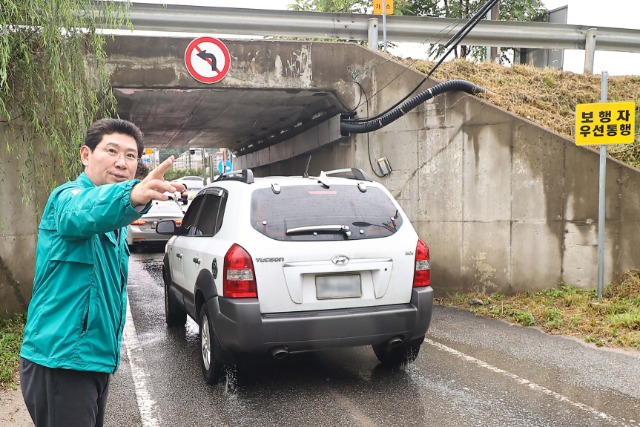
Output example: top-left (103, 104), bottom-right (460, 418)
top-left (113, 86), bottom-right (343, 155)
top-left (105, 38), bottom-right (363, 156)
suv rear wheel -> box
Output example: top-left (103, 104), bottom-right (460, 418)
top-left (372, 336), bottom-right (424, 366)
top-left (199, 306), bottom-right (225, 384)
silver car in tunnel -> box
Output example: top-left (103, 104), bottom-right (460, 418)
top-left (126, 198), bottom-right (184, 249)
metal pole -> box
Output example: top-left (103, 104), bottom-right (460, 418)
top-left (367, 18), bottom-right (378, 50)
top-left (490, 1), bottom-right (500, 62)
top-left (484, 8), bottom-right (490, 61)
top-left (201, 147), bottom-right (205, 175)
top-left (584, 28), bottom-right (597, 74)
top-left (597, 71), bottom-right (608, 300)
top-left (382, 0), bottom-right (387, 52)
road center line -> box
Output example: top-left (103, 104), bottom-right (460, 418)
top-left (424, 338), bottom-right (619, 424)
top-left (124, 298), bottom-right (161, 427)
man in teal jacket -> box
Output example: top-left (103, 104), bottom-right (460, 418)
top-left (20, 118), bottom-right (184, 427)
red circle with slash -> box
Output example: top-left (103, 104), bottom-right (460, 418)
top-left (185, 37), bottom-right (231, 84)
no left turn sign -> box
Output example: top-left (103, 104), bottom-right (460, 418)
top-left (185, 36), bottom-right (231, 84)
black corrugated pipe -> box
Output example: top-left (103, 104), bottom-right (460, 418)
top-left (340, 80), bottom-right (485, 135)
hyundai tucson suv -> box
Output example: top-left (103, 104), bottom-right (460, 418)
top-left (156, 168), bottom-right (433, 384)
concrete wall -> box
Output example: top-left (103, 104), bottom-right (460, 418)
top-left (0, 123), bottom-right (64, 316)
top-left (241, 43), bottom-right (640, 296)
top-left (370, 94), bottom-right (614, 295)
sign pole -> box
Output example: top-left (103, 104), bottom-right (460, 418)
top-left (575, 82), bottom-right (634, 301)
top-left (597, 71), bottom-right (608, 300)
top-left (382, 0), bottom-right (387, 52)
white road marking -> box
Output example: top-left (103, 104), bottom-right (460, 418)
top-left (124, 298), bottom-right (161, 427)
top-left (424, 338), bottom-right (620, 424)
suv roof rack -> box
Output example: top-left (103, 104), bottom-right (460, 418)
top-left (215, 169), bottom-right (254, 184)
top-left (321, 168), bottom-right (372, 182)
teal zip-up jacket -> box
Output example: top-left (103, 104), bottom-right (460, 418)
top-left (21, 173), bottom-right (148, 373)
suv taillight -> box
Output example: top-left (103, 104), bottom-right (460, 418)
top-left (413, 239), bottom-right (431, 287)
top-left (223, 244), bottom-right (257, 298)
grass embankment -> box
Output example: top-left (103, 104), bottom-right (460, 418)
top-left (438, 270), bottom-right (640, 350)
top-left (403, 59), bottom-right (640, 168)
top-left (0, 313), bottom-right (24, 390)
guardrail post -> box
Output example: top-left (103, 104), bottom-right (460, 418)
top-left (368, 18), bottom-right (378, 50)
top-left (584, 28), bottom-right (597, 74)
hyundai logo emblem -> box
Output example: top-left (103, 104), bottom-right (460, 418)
top-left (331, 255), bottom-right (349, 266)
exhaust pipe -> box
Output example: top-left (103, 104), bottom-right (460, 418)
top-left (387, 337), bottom-right (403, 348)
top-left (271, 346), bottom-right (289, 360)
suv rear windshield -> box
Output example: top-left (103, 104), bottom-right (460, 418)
top-left (251, 185), bottom-right (403, 241)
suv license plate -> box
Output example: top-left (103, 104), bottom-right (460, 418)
top-left (316, 274), bottom-right (361, 299)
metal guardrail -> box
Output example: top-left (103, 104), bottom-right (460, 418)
top-left (91, 2), bottom-right (640, 54)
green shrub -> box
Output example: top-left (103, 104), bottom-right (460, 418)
top-left (0, 314), bottom-right (25, 389)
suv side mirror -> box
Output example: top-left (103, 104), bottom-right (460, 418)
top-left (156, 220), bottom-right (177, 235)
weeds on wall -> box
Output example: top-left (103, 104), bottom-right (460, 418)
top-left (411, 59), bottom-right (640, 168)
top-left (0, 1), bottom-right (129, 201)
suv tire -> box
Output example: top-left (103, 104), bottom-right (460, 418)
top-left (372, 336), bottom-right (424, 367)
top-left (164, 283), bottom-right (187, 328)
top-left (163, 266), bottom-right (187, 327)
top-left (199, 306), bottom-right (225, 384)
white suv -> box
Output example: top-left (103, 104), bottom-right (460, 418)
top-left (157, 168), bottom-right (433, 384)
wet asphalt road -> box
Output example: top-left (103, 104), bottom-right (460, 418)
top-left (105, 250), bottom-right (640, 427)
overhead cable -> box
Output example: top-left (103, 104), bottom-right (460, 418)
top-left (340, 80), bottom-right (484, 134)
top-left (343, 0), bottom-right (499, 126)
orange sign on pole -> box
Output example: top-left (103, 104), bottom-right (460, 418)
top-left (373, 0), bottom-right (394, 14)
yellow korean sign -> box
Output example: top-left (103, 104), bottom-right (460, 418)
top-left (373, 0), bottom-right (394, 14)
top-left (144, 148), bottom-right (153, 155)
top-left (575, 101), bottom-right (635, 145)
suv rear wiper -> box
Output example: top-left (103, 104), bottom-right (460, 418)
top-left (286, 225), bottom-right (352, 238)
top-left (352, 220), bottom-right (397, 232)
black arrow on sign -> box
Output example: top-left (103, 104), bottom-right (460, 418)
top-left (197, 50), bottom-right (218, 72)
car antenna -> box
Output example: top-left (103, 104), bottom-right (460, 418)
top-left (303, 155), bottom-right (312, 178)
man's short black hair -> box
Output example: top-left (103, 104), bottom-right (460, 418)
top-left (84, 118), bottom-right (145, 157)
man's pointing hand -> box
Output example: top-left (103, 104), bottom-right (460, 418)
top-left (130, 156), bottom-right (185, 207)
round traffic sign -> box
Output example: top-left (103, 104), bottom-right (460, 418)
top-left (185, 37), bottom-right (231, 84)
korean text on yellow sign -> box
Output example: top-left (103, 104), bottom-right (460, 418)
top-left (575, 101), bottom-right (635, 145)
top-left (373, 0), bottom-right (394, 14)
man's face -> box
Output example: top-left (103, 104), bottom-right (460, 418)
top-left (80, 133), bottom-right (139, 186)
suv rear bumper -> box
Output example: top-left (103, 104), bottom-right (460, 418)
top-left (206, 286), bottom-right (433, 354)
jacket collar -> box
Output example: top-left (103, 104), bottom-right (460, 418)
top-left (75, 173), bottom-right (119, 244)
top-left (76, 172), bottom-right (97, 189)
